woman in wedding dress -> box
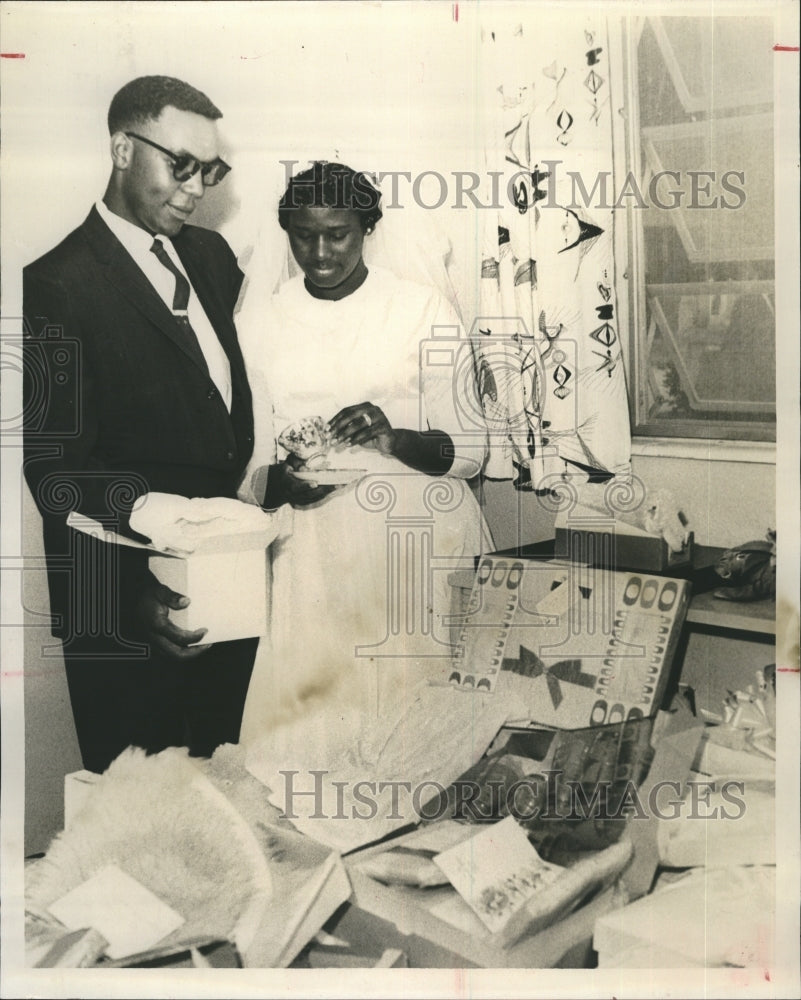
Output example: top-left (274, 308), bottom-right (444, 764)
top-left (237, 162), bottom-right (490, 767)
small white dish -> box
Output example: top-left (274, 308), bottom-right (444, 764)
top-left (291, 468), bottom-right (368, 486)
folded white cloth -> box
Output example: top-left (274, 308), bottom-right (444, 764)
top-left (129, 492), bottom-right (285, 554)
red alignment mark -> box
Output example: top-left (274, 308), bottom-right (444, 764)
top-left (453, 3), bottom-right (459, 22)
top-left (1, 52), bottom-right (26, 58)
top-left (773, 44), bottom-right (800, 51)
top-left (777, 666), bottom-right (800, 672)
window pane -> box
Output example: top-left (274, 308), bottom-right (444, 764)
top-left (632, 16), bottom-right (776, 438)
top-left (646, 286), bottom-right (776, 421)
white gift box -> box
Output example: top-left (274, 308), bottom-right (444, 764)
top-left (148, 534), bottom-right (272, 644)
top-left (64, 769), bottom-right (101, 828)
top-left (67, 501), bottom-right (284, 644)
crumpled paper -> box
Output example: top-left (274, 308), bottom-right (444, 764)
top-left (245, 683), bottom-right (513, 854)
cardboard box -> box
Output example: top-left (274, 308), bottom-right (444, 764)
top-left (593, 865), bottom-right (774, 968)
top-left (67, 511), bottom-right (276, 643)
top-left (64, 769), bottom-right (101, 828)
top-left (331, 699), bottom-right (704, 968)
top-left (554, 503), bottom-right (693, 572)
top-left (148, 541), bottom-right (270, 644)
top-left (448, 556), bottom-right (691, 730)
top-left (103, 937), bottom-right (241, 968)
top-left (332, 862), bottom-right (627, 968)
top-left (555, 526), bottom-right (694, 573)
top-left (434, 715), bottom-right (657, 860)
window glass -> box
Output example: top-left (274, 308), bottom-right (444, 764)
top-left (630, 16), bottom-right (775, 439)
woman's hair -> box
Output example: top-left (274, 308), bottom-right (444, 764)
top-left (278, 161), bottom-right (383, 233)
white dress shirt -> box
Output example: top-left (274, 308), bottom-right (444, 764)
top-left (95, 200), bottom-right (232, 411)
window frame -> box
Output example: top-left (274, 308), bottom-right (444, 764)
top-left (610, 14), bottom-right (777, 448)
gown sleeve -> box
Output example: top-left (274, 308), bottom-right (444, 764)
top-left (417, 287), bottom-right (487, 480)
top-left (235, 285), bottom-right (277, 505)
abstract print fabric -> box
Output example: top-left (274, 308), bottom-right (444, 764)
top-left (475, 12), bottom-right (631, 492)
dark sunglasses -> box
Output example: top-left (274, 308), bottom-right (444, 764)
top-left (125, 132), bottom-right (231, 186)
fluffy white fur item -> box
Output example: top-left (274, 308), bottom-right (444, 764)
top-left (26, 747), bottom-right (273, 958)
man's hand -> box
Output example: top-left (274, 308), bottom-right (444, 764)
top-left (137, 580), bottom-right (212, 659)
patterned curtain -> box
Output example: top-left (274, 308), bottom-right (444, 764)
top-left (474, 12), bottom-right (632, 491)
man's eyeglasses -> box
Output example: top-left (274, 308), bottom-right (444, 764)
top-left (125, 132), bottom-right (231, 187)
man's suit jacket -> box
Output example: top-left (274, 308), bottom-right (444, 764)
top-left (23, 206), bottom-right (255, 644)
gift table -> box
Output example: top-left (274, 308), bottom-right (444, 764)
top-left (27, 543), bottom-right (776, 971)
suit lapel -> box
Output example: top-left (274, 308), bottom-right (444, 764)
top-left (176, 239), bottom-right (250, 400)
top-left (81, 207), bottom-right (211, 376)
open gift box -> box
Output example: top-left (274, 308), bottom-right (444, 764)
top-left (329, 863), bottom-right (628, 968)
top-left (67, 499), bottom-right (284, 644)
top-left (319, 556), bottom-right (700, 967)
top-left (333, 697), bottom-right (704, 968)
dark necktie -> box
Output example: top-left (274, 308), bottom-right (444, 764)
top-left (150, 237), bottom-right (190, 312)
top-left (148, 237), bottom-right (216, 384)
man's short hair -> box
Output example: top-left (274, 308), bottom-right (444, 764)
top-left (107, 75), bottom-right (222, 134)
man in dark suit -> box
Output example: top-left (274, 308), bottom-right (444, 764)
top-left (23, 76), bottom-right (259, 773)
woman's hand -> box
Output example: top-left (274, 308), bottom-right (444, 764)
top-left (328, 403), bottom-right (397, 456)
top-left (328, 402), bottom-right (455, 476)
top-left (263, 457), bottom-right (336, 509)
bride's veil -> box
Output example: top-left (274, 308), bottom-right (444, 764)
top-left (227, 151), bottom-right (465, 326)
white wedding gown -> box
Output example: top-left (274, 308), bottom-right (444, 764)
top-left (237, 266), bottom-right (491, 768)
